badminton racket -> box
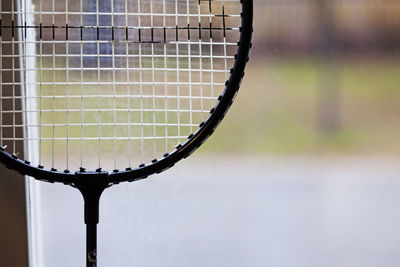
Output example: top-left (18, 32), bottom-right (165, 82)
top-left (0, 0), bottom-right (253, 266)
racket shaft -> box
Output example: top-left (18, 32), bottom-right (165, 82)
top-left (87, 223), bottom-right (97, 267)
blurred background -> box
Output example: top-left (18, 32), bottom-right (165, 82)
top-left (205, 0), bottom-right (400, 155)
top-left (3, 0), bottom-right (400, 266)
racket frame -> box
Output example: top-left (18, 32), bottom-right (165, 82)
top-left (0, 0), bottom-right (253, 186)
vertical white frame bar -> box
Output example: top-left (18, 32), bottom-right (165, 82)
top-left (17, 0), bottom-right (43, 266)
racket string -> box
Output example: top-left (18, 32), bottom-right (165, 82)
top-left (1, 0), bottom-right (241, 171)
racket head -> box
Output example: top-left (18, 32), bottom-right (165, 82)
top-left (0, 0), bottom-right (253, 184)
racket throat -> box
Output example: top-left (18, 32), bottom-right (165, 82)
top-left (74, 176), bottom-right (109, 267)
top-left (76, 181), bottom-right (108, 225)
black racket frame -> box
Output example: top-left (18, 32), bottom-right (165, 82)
top-left (0, 0), bottom-right (253, 187)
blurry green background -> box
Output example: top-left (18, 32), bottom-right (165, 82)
top-left (201, 0), bottom-right (400, 155)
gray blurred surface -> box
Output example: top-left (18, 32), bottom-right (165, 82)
top-left (34, 156), bottom-right (400, 267)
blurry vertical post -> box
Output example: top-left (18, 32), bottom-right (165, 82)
top-left (314, 0), bottom-right (341, 134)
top-left (17, 0), bottom-right (43, 266)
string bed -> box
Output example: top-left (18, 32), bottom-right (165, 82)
top-left (0, 0), bottom-right (241, 172)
